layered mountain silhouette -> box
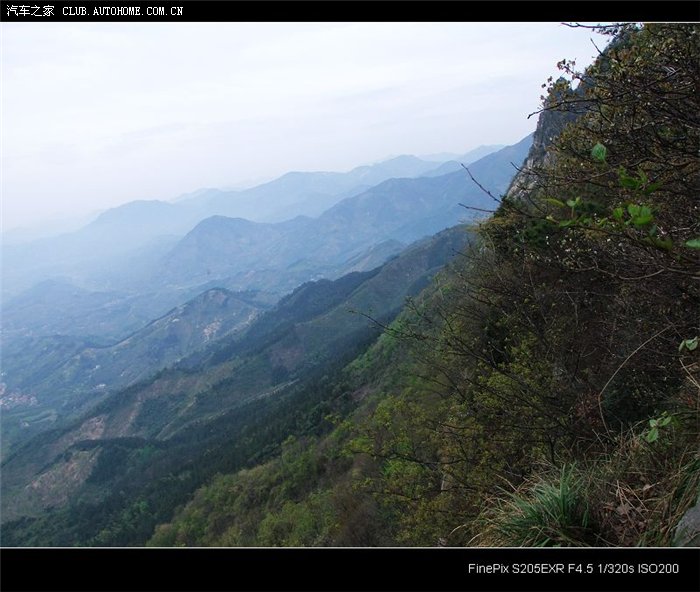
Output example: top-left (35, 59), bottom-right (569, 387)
top-left (1, 144), bottom-right (510, 301)
top-left (0, 137), bottom-right (530, 495)
top-left (1, 225), bottom-right (471, 525)
top-left (156, 136), bottom-right (532, 291)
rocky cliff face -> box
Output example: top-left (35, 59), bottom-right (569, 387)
top-left (505, 81), bottom-right (581, 202)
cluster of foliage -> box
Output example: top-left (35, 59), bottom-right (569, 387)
top-left (351, 23), bottom-right (700, 546)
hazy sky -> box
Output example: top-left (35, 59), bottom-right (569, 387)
top-left (1, 22), bottom-right (609, 234)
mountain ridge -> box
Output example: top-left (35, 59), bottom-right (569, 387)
top-left (0, 224), bottom-right (473, 531)
top-left (155, 137), bottom-right (532, 291)
top-left (1, 145), bottom-right (507, 301)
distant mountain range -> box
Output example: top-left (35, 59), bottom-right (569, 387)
top-left (156, 135), bottom-right (532, 291)
top-left (0, 225), bottom-right (472, 525)
top-left (1, 144), bottom-right (506, 301)
top-left (4, 25), bottom-right (694, 552)
top-left (0, 137), bottom-right (531, 461)
top-left (178, 154), bottom-right (446, 223)
top-left (2, 138), bottom-right (529, 332)
top-left (419, 144), bottom-right (505, 163)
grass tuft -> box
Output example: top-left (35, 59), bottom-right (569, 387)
top-left (477, 464), bottom-right (594, 547)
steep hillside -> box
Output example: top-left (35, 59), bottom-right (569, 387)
top-left (0, 289), bottom-right (272, 460)
top-left (5, 288), bottom-right (267, 402)
top-left (5, 24), bottom-right (695, 551)
top-left (0, 225), bottom-right (471, 542)
top-left (147, 24), bottom-right (699, 549)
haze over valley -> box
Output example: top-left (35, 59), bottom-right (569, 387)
top-left (1, 23), bottom-right (698, 551)
top-left (0, 138), bottom-right (527, 459)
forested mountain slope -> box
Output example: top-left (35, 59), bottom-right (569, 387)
top-left (0, 225), bottom-right (471, 543)
top-left (2, 24), bottom-right (696, 549)
top-left (149, 24), bottom-right (700, 548)
top-left (0, 139), bottom-right (528, 457)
